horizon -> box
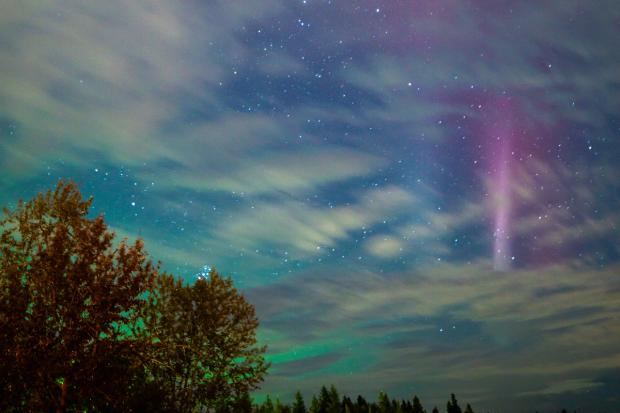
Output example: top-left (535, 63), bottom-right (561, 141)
top-left (1, 1), bottom-right (619, 412)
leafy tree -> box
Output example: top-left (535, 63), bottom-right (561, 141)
top-left (293, 390), bottom-right (307, 413)
top-left (447, 394), bottom-right (462, 413)
top-left (0, 181), bottom-right (157, 412)
top-left (142, 269), bottom-right (269, 411)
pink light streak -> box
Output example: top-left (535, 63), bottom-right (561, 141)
top-left (492, 133), bottom-right (512, 271)
top-left (487, 100), bottom-right (515, 272)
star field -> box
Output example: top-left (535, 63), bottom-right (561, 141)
top-left (1, 1), bottom-right (619, 411)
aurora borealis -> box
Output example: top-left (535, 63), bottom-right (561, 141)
top-left (1, 1), bottom-right (620, 411)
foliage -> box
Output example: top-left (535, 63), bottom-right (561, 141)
top-left (0, 181), bottom-right (157, 412)
top-left (141, 269), bottom-right (269, 411)
top-left (0, 181), bottom-right (268, 412)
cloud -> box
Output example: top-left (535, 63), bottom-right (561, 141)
top-left (250, 259), bottom-right (620, 406)
top-left (211, 185), bottom-right (416, 258)
top-left (0, 0), bottom-right (284, 175)
top-left (364, 236), bottom-right (404, 259)
top-left (519, 378), bottom-right (603, 397)
top-left (186, 146), bottom-right (386, 195)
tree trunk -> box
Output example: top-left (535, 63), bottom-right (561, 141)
top-left (57, 379), bottom-right (67, 413)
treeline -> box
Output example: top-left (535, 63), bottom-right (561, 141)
top-left (0, 182), bottom-right (268, 412)
top-left (255, 387), bottom-right (471, 413)
top-left (256, 388), bottom-right (587, 413)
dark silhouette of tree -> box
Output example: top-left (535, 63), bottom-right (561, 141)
top-left (357, 394), bottom-right (369, 412)
top-left (447, 394), bottom-right (462, 413)
top-left (412, 395), bottom-right (425, 413)
top-left (328, 384), bottom-right (340, 413)
top-left (342, 396), bottom-right (355, 413)
top-left (260, 395), bottom-right (275, 413)
top-left (464, 403), bottom-right (474, 413)
top-left (142, 269), bottom-right (269, 411)
top-left (0, 181), bottom-right (157, 412)
top-left (293, 390), bottom-right (307, 413)
top-left (310, 394), bottom-right (320, 413)
top-left (378, 391), bottom-right (392, 413)
top-left (401, 399), bottom-right (414, 413)
top-left (232, 392), bottom-right (253, 413)
top-left (276, 397), bottom-right (292, 413)
top-left (432, 407), bottom-right (440, 413)
top-left (317, 385), bottom-right (331, 413)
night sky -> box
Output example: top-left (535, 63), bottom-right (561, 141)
top-left (1, 1), bottom-right (620, 411)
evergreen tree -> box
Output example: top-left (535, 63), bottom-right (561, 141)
top-left (463, 403), bottom-right (474, 413)
top-left (412, 395), bottom-right (425, 413)
top-left (293, 390), bottom-right (307, 413)
top-left (310, 395), bottom-right (320, 413)
top-left (432, 407), bottom-right (440, 413)
top-left (378, 391), bottom-right (392, 413)
top-left (281, 405), bottom-right (292, 413)
top-left (401, 400), bottom-right (413, 413)
top-left (343, 396), bottom-right (355, 413)
top-left (318, 385), bottom-right (331, 413)
top-left (357, 394), bottom-right (369, 412)
top-left (446, 394), bottom-right (462, 413)
top-left (328, 385), bottom-right (341, 413)
top-left (262, 395), bottom-right (275, 413)
top-left (276, 398), bottom-right (292, 413)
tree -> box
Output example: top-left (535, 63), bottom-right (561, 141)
top-left (447, 394), bottom-right (462, 413)
top-left (293, 390), bottom-right (307, 413)
top-left (412, 395), bottom-right (426, 413)
top-left (464, 404), bottom-right (474, 413)
top-left (357, 394), bottom-right (369, 412)
top-left (261, 395), bottom-right (275, 413)
top-left (276, 398), bottom-right (292, 413)
top-left (378, 391), bottom-right (392, 413)
top-left (310, 395), bottom-right (320, 413)
top-left (328, 385), bottom-right (341, 413)
top-left (342, 396), bottom-right (354, 413)
top-left (230, 392), bottom-right (253, 413)
top-left (432, 407), bottom-right (439, 413)
top-left (142, 269), bottom-right (269, 411)
top-left (0, 181), bottom-right (157, 412)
